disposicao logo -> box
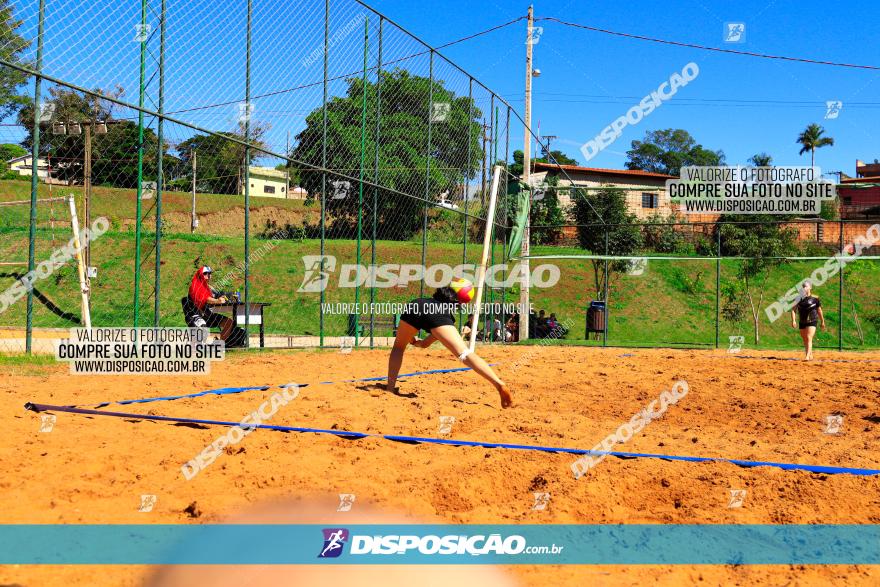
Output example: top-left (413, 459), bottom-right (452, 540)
top-left (318, 528), bottom-right (349, 558)
top-left (318, 531), bottom-right (532, 557)
top-left (297, 255), bottom-right (560, 293)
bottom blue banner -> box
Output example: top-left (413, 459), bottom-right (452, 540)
top-left (0, 524), bottom-right (877, 564)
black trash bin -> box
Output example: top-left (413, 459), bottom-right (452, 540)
top-left (347, 313), bottom-right (361, 338)
top-left (586, 301), bottom-right (606, 338)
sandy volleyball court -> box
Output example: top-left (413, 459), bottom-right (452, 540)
top-left (1, 345), bottom-right (878, 586)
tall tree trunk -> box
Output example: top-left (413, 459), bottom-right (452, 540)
top-left (849, 290), bottom-right (864, 344)
top-left (591, 260), bottom-right (602, 299)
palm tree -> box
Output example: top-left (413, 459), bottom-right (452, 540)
top-left (797, 124), bottom-right (834, 167)
top-left (748, 153), bottom-right (773, 166)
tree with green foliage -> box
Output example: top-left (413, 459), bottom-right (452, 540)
top-left (843, 262), bottom-right (869, 345)
top-left (507, 148), bottom-right (578, 177)
top-left (176, 122), bottom-right (269, 195)
top-left (642, 212), bottom-right (687, 253)
top-left (0, 142), bottom-right (25, 160)
top-left (90, 121), bottom-right (180, 188)
top-left (177, 133), bottom-right (238, 195)
top-left (0, 0), bottom-right (30, 119)
top-left (626, 129), bottom-right (725, 176)
top-left (541, 148), bottom-right (578, 167)
top-left (748, 153), bottom-right (773, 166)
top-left (223, 120), bottom-right (271, 194)
top-left (17, 86), bottom-right (176, 187)
top-left (529, 174), bottom-right (567, 245)
top-left (0, 142), bottom-right (26, 177)
top-left (819, 198), bottom-right (839, 221)
top-left (571, 186), bottom-right (643, 298)
top-left (275, 162), bottom-right (300, 188)
top-left (796, 123), bottom-right (834, 167)
top-left (500, 149), bottom-right (577, 245)
top-left (503, 173), bottom-right (567, 246)
top-left (18, 86), bottom-right (119, 150)
top-left (718, 215), bottom-right (798, 343)
top-left (290, 68), bottom-right (481, 240)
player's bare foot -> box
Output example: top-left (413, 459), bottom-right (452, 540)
top-left (497, 384), bottom-right (512, 408)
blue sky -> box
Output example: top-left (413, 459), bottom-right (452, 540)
top-left (370, 0), bottom-right (880, 176)
top-left (6, 0), bottom-right (879, 179)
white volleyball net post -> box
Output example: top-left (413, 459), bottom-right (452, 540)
top-left (68, 195), bottom-right (91, 329)
top-left (468, 165), bottom-right (502, 352)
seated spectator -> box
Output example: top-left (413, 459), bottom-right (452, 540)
top-left (527, 310), bottom-right (538, 339)
top-left (486, 317), bottom-right (503, 342)
top-left (505, 314), bottom-right (519, 342)
top-left (187, 266), bottom-right (235, 342)
top-left (547, 312), bottom-right (567, 339)
top-left (461, 314), bottom-right (475, 339)
top-left (535, 309), bottom-right (550, 338)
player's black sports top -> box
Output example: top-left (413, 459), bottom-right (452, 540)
top-left (399, 297), bottom-right (456, 331)
top-left (796, 295), bottom-right (821, 328)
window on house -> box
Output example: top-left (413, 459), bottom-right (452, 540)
top-left (641, 193), bottom-right (658, 208)
top-left (281, 187), bottom-right (285, 192)
top-left (264, 185), bottom-right (276, 194)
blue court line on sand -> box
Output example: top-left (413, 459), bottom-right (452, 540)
top-left (24, 402), bottom-right (880, 477)
top-left (729, 354), bottom-right (880, 364)
top-left (90, 366), bottom-right (483, 409)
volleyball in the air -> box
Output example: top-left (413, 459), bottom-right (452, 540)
top-left (449, 277), bottom-right (475, 304)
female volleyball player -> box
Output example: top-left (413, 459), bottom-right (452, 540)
top-left (387, 278), bottom-right (512, 408)
top-left (791, 280), bottom-right (826, 360)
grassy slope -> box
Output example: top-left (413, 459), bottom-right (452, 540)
top-left (0, 178), bottom-right (310, 217)
top-left (2, 180), bottom-right (878, 349)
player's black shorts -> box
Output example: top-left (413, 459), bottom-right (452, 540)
top-left (799, 321), bottom-right (818, 330)
top-left (399, 297), bottom-right (456, 331)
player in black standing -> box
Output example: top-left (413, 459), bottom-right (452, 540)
top-left (791, 280), bottom-right (826, 360)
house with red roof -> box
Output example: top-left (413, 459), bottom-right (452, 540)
top-left (530, 162), bottom-right (681, 220)
top-left (839, 159), bottom-right (880, 219)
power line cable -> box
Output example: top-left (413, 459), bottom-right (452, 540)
top-left (538, 16), bottom-right (880, 71)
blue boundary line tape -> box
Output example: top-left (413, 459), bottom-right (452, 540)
top-left (728, 354), bottom-right (880, 364)
top-left (89, 366), bottom-right (485, 409)
top-left (616, 351), bottom-right (880, 364)
top-left (23, 402), bottom-right (880, 477)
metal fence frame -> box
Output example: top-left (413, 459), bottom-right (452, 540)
top-left (3, 0), bottom-right (585, 352)
top-left (3, 0), bottom-right (876, 353)
top-left (525, 215), bottom-right (880, 351)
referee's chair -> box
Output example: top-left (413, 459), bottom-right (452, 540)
top-left (180, 296), bottom-right (247, 348)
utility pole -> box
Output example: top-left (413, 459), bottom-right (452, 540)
top-left (55, 117), bottom-right (110, 303)
top-left (285, 130), bottom-right (291, 199)
top-left (190, 150), bottom-right (197, 232)
top-left (519, 4), bottom-right (534, 342)
top-left (543, 134), bottom-right (557, 160)
top-left (83, 123), bottom-right (91, 270)
top-left (481, 120), bottom-right (490, 208)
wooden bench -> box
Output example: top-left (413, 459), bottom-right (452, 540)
top-left (347, 314), bottom-right (399, 338)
